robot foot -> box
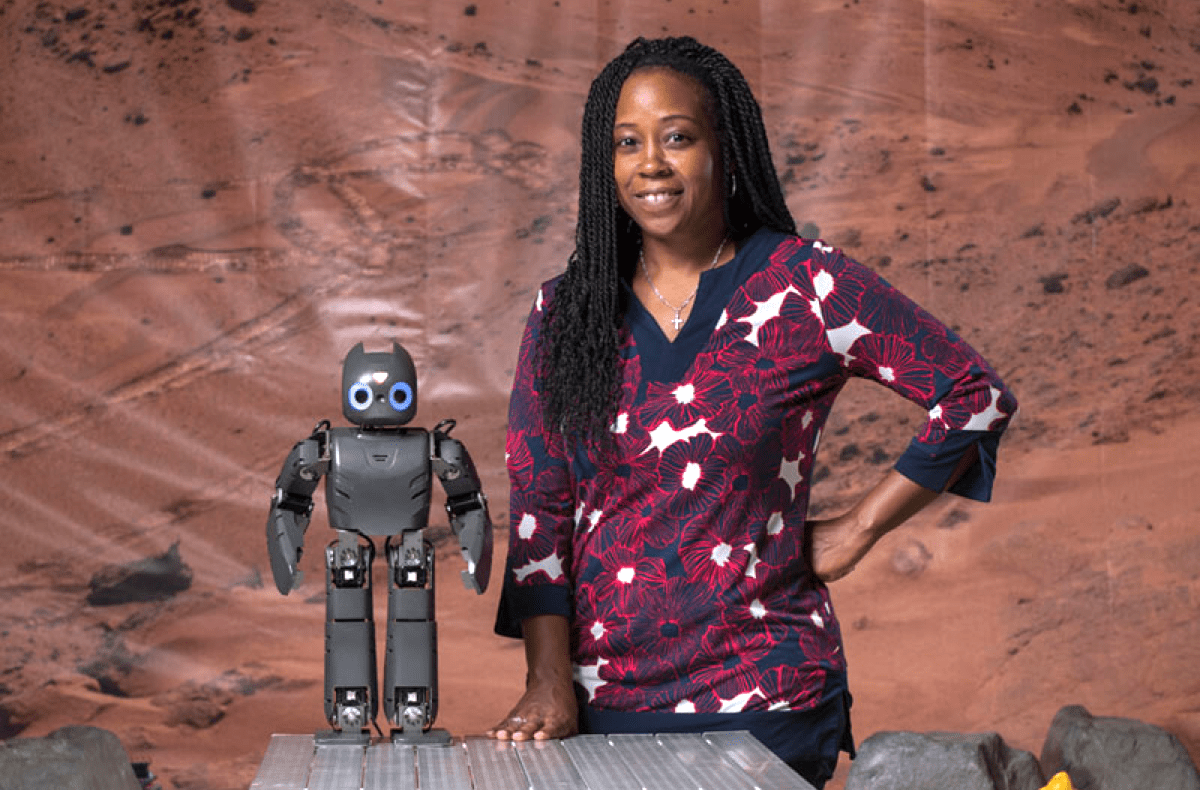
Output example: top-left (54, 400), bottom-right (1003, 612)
top-left (390, 728), bottom-right (451, 746)
top-left (315, 729), bottom-right (373, 747)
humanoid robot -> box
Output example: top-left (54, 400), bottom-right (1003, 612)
top-left (266, 342), bottom-right (493, 745)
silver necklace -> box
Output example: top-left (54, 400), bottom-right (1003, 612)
top-left (640, 236), bottom-right (728, 332)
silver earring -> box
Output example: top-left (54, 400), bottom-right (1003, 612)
top-left (730, 171), bottom-right (738, 198)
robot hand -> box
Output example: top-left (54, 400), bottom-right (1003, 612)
top-left (447, 496), bottom-right (493, 594)
top-left (431, 421), bottom-right (494, 594)
top-left (267, 501), bottom-right (310, 594)
top-left (266, 425), bottom-right (328, 595)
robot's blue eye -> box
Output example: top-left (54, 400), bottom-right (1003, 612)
top-left (389, 382), bottom-right (413, 411)
top-left (348, 382), bottom-right (373, 411)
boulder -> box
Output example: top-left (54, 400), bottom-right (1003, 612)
top-left (86, 542), bottom-right (192, 606)
top-left (845, 730), bottom-right (1045, 790)
top-left (1040, 705), bottom-right (1200, 790)
top-left (0, 725), bottom-right (141, 790)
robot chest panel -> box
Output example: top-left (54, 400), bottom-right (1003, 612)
top-left (326, 429), bottom-right (431, 536)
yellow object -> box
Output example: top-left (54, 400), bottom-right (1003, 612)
top-left (1040, 772), bottom-right (1073, 790)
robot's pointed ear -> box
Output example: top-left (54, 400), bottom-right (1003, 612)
top-left (348, 342), bottom-right (365, 359)
top-left (392, 341), bottom-right (403, 355)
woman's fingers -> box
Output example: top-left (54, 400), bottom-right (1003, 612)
top-left (487, 687), bottom-right (578, 740)
top-left (487, 713), bottom-right (553, 740)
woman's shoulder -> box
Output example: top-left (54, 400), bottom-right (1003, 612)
top-left (524, 271), bottom-right (566, 315)
top-left (741, 226), bottom-right (825, 262)
top-left (756, 229), bottom-right (868, 277)
top-left (738, 226), bottom-right (832, 275)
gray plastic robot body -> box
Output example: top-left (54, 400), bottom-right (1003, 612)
top-left (265, 342), bottom-right (493, 744)
top-left (325, 428), bottom-right (430, 536)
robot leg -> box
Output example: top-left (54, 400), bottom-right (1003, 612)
top-left (384, 529), bottom-right (449, 744)
top-left (318, 531), bottom-right (378, 745)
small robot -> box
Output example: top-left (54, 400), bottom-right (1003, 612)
top-left (266, 342), bottom-right (493, 744)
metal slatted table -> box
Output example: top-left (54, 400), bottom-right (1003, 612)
top-left (249, 731), bottom-right (816, 790)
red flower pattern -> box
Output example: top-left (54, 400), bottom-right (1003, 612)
top-left (499, 230), bottom-right (1016, 714)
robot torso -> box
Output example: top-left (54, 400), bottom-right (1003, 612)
top-left (325, 427), bottom-right (431, 537)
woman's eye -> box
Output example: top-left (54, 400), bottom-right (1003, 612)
top-left (666, 132), bottom-right (690, 145)
top-left (614, 136), bottom-right (636, 148)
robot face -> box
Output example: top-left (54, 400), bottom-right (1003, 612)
top-left (341, 342), bottom-right (419, 427)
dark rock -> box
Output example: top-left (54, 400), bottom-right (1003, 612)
top-left (65, 49), bottom-right (96, 67)
top-left (1041, 705), bottom-right (1200, 790)
top-left (1105, 264), bottom-right (1149, 289)
top-left (86, 542), bottom-right (192, 606)
top-left (77, 632), bottom-right (139, 696)
top-left (938, 508), bottom-right (972, 529)
top-left (1072, 198), bottom-right (1120, 224)
top-left (226, 0), bottom-right (256, 13)
top-left (845, 731), bottom-right (1044, 790)
top-left (1126, 76), bottom-right (1159, 94)
top-left (1130, 195), bottom-right (1172, 214)
top-left (1039, 273), bottom-right (1069, 294)
top-left (0, 725), bottom-right (141, 790)
top-left (0, 700), bottom-right (33, 739)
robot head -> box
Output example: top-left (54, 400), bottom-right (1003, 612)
top-left (341, 342), bottom-right (418, 427)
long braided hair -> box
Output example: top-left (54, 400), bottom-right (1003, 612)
top-left (538, 36), bottom-right (796, 443)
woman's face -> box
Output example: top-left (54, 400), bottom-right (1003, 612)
top-left (612, 67), bottom-right (725, 248)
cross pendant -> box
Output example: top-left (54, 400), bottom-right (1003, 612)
top-left (671, 312), bottom-right (684, 330)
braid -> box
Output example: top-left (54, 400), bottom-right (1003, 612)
top-left (539, 36), bottom-right (796, 443)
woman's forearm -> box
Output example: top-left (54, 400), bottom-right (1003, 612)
top-left (854, 442), bottom-right (979, 538)
top-left (810, 443), bottom-right (979, 581)
top-left (522, 614), bottom-right (573, 687)
top-left (488, 614), bottom-right (578, 740)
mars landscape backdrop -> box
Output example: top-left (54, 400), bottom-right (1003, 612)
top-left (1, 0), bottom-right (1198, 787)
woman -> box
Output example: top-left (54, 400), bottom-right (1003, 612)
top-left (488, 36), bottom-right (1016, 789)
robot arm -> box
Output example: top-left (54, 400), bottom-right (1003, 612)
top-left (430, 420), bottom-right (494, 594)
top-left (267, 421), bottom-right (331, 594)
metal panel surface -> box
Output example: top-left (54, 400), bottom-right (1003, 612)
top-left (416, 742), bottom-right (473, 790)
top-left (308, 744), bottom-right (365, 790)
top-left (363, 743), bottom-right (416, 790)
top-left (510, 740), bottom-right (585, 790)
top-left (608, 734), bottom-right (702, 790)
top-left (655, 733), bottom-right (759, 790)
top-left (560, 735), bottom-right (642, 790)
top-left (249, 731), bottom-right (810, 790)
top-left (250, 735), bottom-right (315, 790)
top-left (703, 731), bottom-right (817, 790)
top-left (464, 737), bottom-right (530, 790)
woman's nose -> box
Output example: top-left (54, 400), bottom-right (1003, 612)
top-left (637, 142), bottom-right (670, 175)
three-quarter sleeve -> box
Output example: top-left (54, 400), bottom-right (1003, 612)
top-left (809, 246), bottom-right (1018, 502)
top-left (494, 284), bottom-right (578, 638)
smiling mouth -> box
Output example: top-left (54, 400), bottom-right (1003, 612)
top-left (636, 190), bottom-right (682, 205)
